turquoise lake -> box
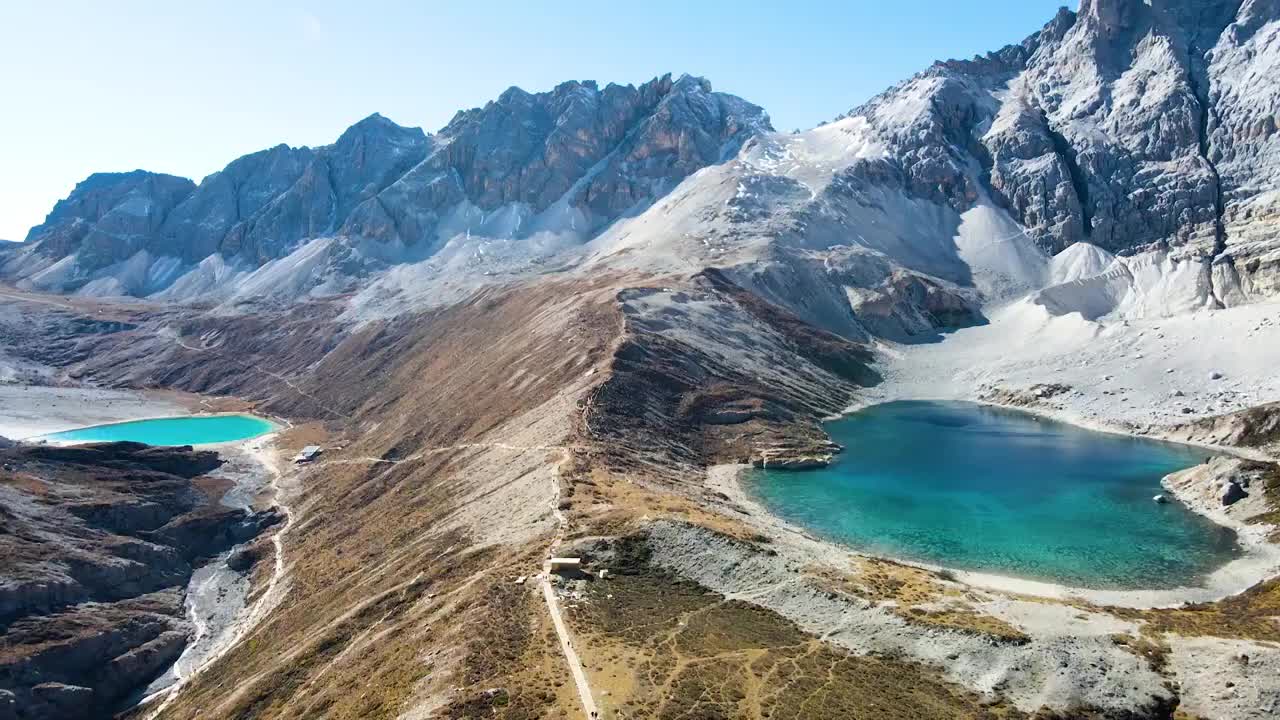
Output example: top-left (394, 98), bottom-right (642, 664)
top-left (44, 414), bottom-right (277, 446)
top-left (748, 401), bottom-right (1241, 589)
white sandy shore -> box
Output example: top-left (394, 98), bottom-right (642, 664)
top-left (0, 383), bottom-right (284, 448)
top-left (861, 297), bottom-right (1280, 439)
top-left (139, 436), bottom-right (288, 716)
top-left (0, 384), bottom-right (188, 439)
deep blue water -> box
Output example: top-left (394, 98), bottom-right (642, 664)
top-left (748, 401), bottom-right (1241, 589)
top-left (45, 414), bottom-right (276, 446)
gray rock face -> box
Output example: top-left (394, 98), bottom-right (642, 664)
top-left (435, 74), bottom-right (765, 219)
top-left (341, 74), bottom-right (769, 250)
top-left (158, 143), bottom-right (316, 263)
top-left (19, 171), bottom-right (195, 272)
top-left (802, 0), bottom-right (1280, 312)
top-left (5, 75), bottom-right (769, 297)
top-left (232, 114), bottom-right (431, 264)
top-left (840, 1), bottom-right (1233, 257)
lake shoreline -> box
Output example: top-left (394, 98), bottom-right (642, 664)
top-left (38, 412), bottom-right (280, 447)
top-left (709, 395), bottom-right (1280, 609)
top-left (750, 400), bottom-right (1253, 599)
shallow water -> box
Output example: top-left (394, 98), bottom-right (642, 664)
top-left (748, 401), bottom-right (1241, 589)
top-left (44, 414), bottom-right (275, 446)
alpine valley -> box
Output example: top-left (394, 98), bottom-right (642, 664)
top-left (4, 2), bottom-right (1280, 719)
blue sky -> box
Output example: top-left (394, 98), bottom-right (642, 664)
top-left (0, 1), bottom-right (1068, 241)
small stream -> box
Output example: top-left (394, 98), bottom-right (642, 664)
top-left (135, 446), bottom-right (273, 703)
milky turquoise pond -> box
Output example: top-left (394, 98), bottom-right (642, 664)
top-left (44, 414), bottom-right (276, 446)
top-left (747, 401), bottom-right (1241, 589)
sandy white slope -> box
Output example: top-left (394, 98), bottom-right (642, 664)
top-left (1048, 242), bottom-right (1116, 285)
top-left (866, 296), bottom-right (1280, 431)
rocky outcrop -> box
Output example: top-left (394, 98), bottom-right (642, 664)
top-left (436, 75), bottom-right (765, 220)
top-left (1163, 456), bottom-right (1278, 524)
top-left (1164, 401), bottom-right (1280, 453)
top-left (980, 383), bottom-right (1075, 410)
top-left (0, 442), bottom-right (277, 719)
top-left (589, 270), bottom-right (879, 477)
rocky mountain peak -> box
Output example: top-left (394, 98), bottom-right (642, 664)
top-left (7, 3), bottom-right (1277, 314)
top-left (1046, 6), bottom-right (1080, 39)
top-left (1079, 0), bottom-right (1134, 35)
top-left (338, 112), bottom-right (424, 141)
top-left (429, 73), bottom-right (767, 216)
top-left (5, 73), bottom-right (770, 299)
top-left (20, 171), bottom-right (196, 274)
top-left (28, 170), bottom-right (195, 240)
top-left (670, 73), bottom-right (714, 94)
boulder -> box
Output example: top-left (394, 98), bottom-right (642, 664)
top-left (226, 543), bottom-right (263, 572)
top-left (1220, 480), bottom-right (1248, 506)
top-left (30, 683), bottom-right (95, 720)
top-left (0, 690), bottom-right (15, 720)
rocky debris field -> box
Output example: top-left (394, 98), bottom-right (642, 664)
top-left (0, 442), bottom-right (280, 720)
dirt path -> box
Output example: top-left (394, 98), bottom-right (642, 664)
top-left (0, 289), bottom-right (76, 308)
top-left (323, 440), bottom-right (601, 717)
top-left (297, 438), bottom-right (599, 717)
top-left (306, 441), bottom-right (584, 472)
top-left (540, 450), bottom-right (599, 719)
top-left (164, 327), bottom-right (351, 421)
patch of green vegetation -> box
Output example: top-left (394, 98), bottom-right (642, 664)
top-left (443, 570), bottom-right (577, 720)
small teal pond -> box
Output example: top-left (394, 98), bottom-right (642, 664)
top-left (44, 414), bottom-right (277, 446)
top-left (748, 401), bottom-right (1241, 589)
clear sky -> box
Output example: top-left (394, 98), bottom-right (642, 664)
top-left (0, 1), bottom-right (1069, 241)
